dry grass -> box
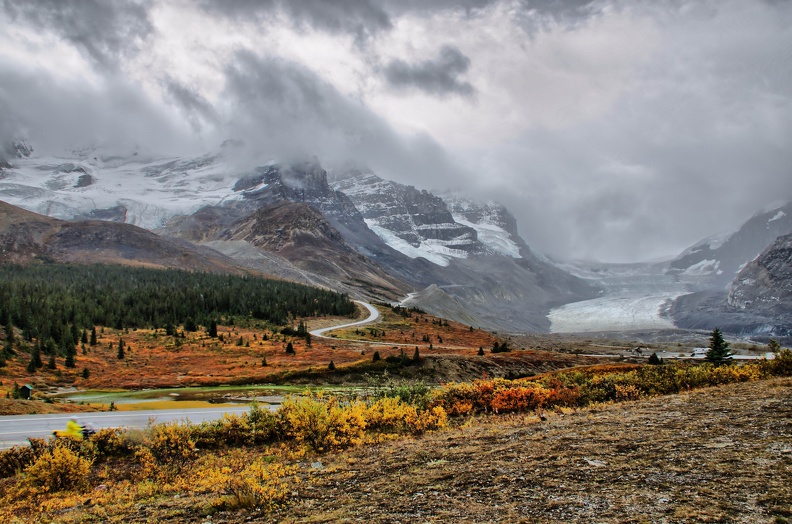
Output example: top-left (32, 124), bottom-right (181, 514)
top-left (4, 377), bottom-right (784, 523)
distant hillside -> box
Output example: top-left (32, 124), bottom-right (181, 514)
top-left (0, 200), bottom-right (245, 274)
top-left (668, 201), bottom-right (792, 288)
top-left (668, 231), bottom-right (792, 342)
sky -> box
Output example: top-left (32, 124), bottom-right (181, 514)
top-left (1, 0), bottom-right (791, 263)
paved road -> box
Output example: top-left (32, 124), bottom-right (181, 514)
top-left (310, 300), bottom-right (380, 338)
top-left (0, 406), bottom-right (260, 450)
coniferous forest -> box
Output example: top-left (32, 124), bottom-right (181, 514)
top-left (0, 264), bottom-right (355, 345)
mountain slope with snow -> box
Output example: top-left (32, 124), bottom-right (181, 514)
top-left (668, 202), bottom-right (792, 287)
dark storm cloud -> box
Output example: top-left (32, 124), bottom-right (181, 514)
top-left (1, 0), bottom-right (153, 71)
top-left (383, 45), bottom-right (475, 98)
top-left (161, 78), bottom-right (218, 133)
top-left (221, 50), bottom-right (469, 187)
top-left (198, 0), bottom-right (391, 42)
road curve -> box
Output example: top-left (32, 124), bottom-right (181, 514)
top-left (310, 300), bottom-right (380, 339)
top-left (0, 406), bottom-right (263, 450)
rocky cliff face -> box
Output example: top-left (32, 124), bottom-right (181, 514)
top-left (331, 170), bottom-right (478, 263)
top-left (668, 232), bottom-right (792, 342)
top-left (728, 232), bottom-right (792, 316)
top-left (668, 202), bottom-right (792, 288)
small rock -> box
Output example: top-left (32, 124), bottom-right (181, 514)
top-left (311, 461), bottom-right (324, 469)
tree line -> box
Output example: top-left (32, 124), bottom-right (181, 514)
top-left (0, 264), bottom-right (355, 349)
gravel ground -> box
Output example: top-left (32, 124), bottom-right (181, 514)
top-left (268, 377), bottom-right (792, 524)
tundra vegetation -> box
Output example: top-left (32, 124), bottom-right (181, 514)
top-left (0, 350), bottom-right (789, 522)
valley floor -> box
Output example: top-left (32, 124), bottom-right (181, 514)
top-left (120, 377), bottom-right (791, 523)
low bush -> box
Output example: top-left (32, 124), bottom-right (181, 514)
top-left (277, 393), bottom-right (367, 452)
top-left (24, 445), bottom-right (92, 493)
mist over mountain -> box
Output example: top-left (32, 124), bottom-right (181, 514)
top-left (0, 146), bottom-right (596, 332)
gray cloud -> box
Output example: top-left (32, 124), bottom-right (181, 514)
top-left (161, 78), bottom-right (218, 133)
top-left (199, 0), bottom-right (391, 42)
top-left (221, 50), bottom-right (470, 187)
top-left (0, 64), bottom-right (194, 157)
top-left (383, 45), bottom-right (475, 98)
top-left (1, 0), bottom-right (153, 71)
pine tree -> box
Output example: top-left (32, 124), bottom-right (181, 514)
top-left (26, 353), bottom-right (36, 373)
top-left (33, 342), bottom-right (42, 368)
top-left (328, 360), bottom-right (335, 371)
top-left (413, 346), bottom-right (421, 362)
top-left (81, 329), bottom-right (88, 345)
top-left (117, 338), bottom-right (125, 359)
top-left (82, 368), bottom-right (90, 379)
top-left (478, 347), bottom-right (485, 356)
top-left (705, 328), bottom-right (732, 365)
top-left (372, 350), bottom-right (381, 362)
top-left (47, 352), bottom-right (56, 370)
top-left (90, 326), bottom-right (97, 346)
top-left (208, 319), bottom-right (218, 338)
top-left (648, 352), bottom-right (662, 365)
top-left (285, 341), bottom-right (295, 354)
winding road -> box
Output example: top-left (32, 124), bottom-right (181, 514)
top-left (310, 300), bottom-right (381, 338)
top-left (0, 301), bottom-right (383, 450)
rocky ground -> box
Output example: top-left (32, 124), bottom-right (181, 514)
top-left (119, 377), bottom-right (791, 523)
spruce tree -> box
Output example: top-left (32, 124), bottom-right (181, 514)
top-left (413, 346), bottom-right (421, 362)
top-left (208, 319), bottom-right (218, 338)
top-left (26, 353), bottom-right (36, 373)
top-left (81, 329), bottom-right (88, 345)
top-left (328, 360), bottom-right (335, 371)
top-left (90, 326), bottom-right (97, 346)
top-left (285, 341), bottom-right (295, 354)
top-left (117, 338), bottom-right (125, 359)
top-left (47, 352), bottom-right (56, 370)
top-left (705, 328), bottom-right (732, 365)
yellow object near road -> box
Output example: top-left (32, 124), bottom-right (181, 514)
top-left (53, 419), bottom-right (83, 440)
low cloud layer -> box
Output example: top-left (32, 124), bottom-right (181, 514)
top-left (0, 0), bottom-right (790, 262)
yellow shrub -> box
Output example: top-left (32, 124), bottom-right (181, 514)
top-left (405, 406), bottom-right (448, 434)
top-left (614, 384), bottom-right (642, 401)
top-left (365, 397), bottom-right (413, 434)
top-left (278, 393), bottom-right (366, 452)
top-left (24, 445), bottom-right (92, 493)
top-left (224, 459), bottom-right (297, 510)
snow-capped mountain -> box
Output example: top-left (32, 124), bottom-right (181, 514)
top-left (0, 141), bottom-right (250, 229)
top-left (0, 142), bottom-right (597, 332)
top-left (668, 201), bottom-right (792, 288)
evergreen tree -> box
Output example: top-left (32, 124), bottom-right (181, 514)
top-left (47, 352), bottom-right (56, 370)
top-left (90, 326), bottom-right (97, 346)
top-left (0, 352), bottom-right (5, 368)
top-left (208, 319), bottom-right (218, 338)
top-left (63, 339), bottom-right (76, 368)
top-left (26, 353), bottom-right (36, 373)
top-left (478, 347), bottom-right (485, 356)
top-left (648, 352), bottom-right (662, 365)
top-left (285, 341), bottom-right (295, 354)
top-left (82, 368), bottom-right (90, 379)
top-left (184, 317), bottom-right (197, 332)
top-left (117, 338), bottom-right (125, 359)
top-left (305, 332), bottom-right (311, 347)
top-left (261, 356), bottom-right (267, 367)
top-left (413, 346), bottom-right (421, 362)
top-left (33, 342), bottom-right (42, 368)
top-left (4, 318), bottom-right (14, 345)
top-left (372, 350), bottom-right (381, 362)
top-left (81, 329), bottom-right (88, 345)
top-left (328, 360), bottom-right (335, 371)
top-left (705, 328), bottom-right (732, 365)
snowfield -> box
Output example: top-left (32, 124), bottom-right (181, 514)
top-left (548, 261), bottom-right (702, 333)
top-left (549, 293), bottom-right (682, 333)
